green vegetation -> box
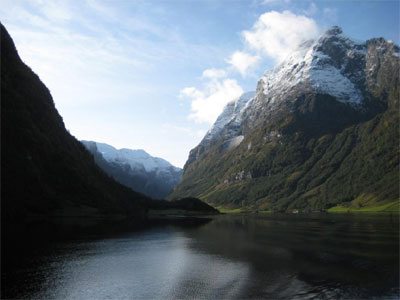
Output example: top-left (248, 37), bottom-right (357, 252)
top-left (216, 207), bottom-right (272, 214)
top-left (149, 197), bottom-right (219, 214)
top-left (171, 100), bottom-right (399, 212)
top-left (328, 201), bottom-right (399, 213)
top-left (170, 37), bottom-right (399, 213)
top-left (217, 207), bottom-right (243, 214)
top-left (149, 208), bottom-right (216, 217)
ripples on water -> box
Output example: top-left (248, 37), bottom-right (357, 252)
top-left (2, 213), bottom-right (399, 299)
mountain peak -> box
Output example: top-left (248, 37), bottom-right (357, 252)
top-left (324, 25), bottom-right (343, 36)
top-left (180, 29), bottom-right (399, 175)
top-left (171, 29), bottom-right (399, 212)
top-left (256, 26), bottom-right (372, 110)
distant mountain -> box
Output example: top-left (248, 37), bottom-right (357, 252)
top-left (170, 26), bottom-right (400, 212)
top-left (81, 141), bottom-right (182, 199)
top-left (1, 23), bottom-right (149, 220)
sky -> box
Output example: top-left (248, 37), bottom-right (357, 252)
top-left (1, 0), bottom-right (399, 167)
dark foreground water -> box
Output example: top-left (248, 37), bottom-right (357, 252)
top-left (2, 213), bottom-right (399, 299)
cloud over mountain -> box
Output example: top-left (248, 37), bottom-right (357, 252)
top-left (180, 78), bottom-right (243, 124)
top-left (243, 10), bottom-right (319, 63)
top-left (180, 10), bottom-right (319, 125)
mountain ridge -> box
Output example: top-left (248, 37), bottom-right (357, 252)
top-left (81, 140), bottom-right (182, 199)
top-left (169, 26), bottom-right (399, 212)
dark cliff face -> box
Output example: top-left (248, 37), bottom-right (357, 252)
top-left (170, 28), bottom-right (399, 211)
top-left (1, 23), bottom-right (149, 220)
top-left (366, 38), bottom-right (400, 104)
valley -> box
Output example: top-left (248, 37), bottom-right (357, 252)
top-left (1, 2), bottom-right (399, 298)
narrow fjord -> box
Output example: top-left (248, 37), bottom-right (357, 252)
top-left (1, 2), bottom-right (399, 299)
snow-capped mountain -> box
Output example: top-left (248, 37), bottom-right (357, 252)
top-left (172, 26), bottom-right (400, 211)
top-left (187, 26), bottom-right (398, 159)
top-left (82, 141), bottom-right (182, 199)
top-left (260, 26), bottom-right (366, 106)
top-left (93, 142), bottom-right (180, 174)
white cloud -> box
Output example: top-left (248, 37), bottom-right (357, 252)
top-left (181, 10), bottom-right (319, 125)
top-left (227, 51), bottom-right (260, 76)
top-left (181, 78), bottom-right (243, 124)
top-left (202, 68), bottom-right (227, 80)
top-left (243, 10), bottom-right (319, 62)
top-left (179, 87), bottom-right (203, 99)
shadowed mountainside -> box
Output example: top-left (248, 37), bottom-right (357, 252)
top-left (1, 23), bottom-right (150, 220)
top-left (1, 23), bottom-right (218, 222)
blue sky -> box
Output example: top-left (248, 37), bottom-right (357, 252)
top-left (1, 0), bottom-right (399, 167)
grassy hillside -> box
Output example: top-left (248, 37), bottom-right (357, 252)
top-left (171, 106), bottom-right (399, 212)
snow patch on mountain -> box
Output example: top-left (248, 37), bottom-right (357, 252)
top-left (260, 26), bottom-right (365, 106)
top-left (187, 26), bottom-right (396, 167)
top-left (203, 91), bottom-right (255, 143)
top-left (88, 142), bottom-right (181, 173)
top-left (228, 135), bottom-right (244, 149)
top-left (81, 141), bottom-right (183, 199)
top-left (201, 27), bottom-right (368, 148)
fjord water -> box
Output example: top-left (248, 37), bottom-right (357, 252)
top-left (3, 214), bottom-right (399, 299)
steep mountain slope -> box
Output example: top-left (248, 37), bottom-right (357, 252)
top-left (81, 141), bottom-right (182, 199)
top-left (1, 23), bottom-right (149, 220)
top-left (185, 91), bottom-right (255, 167)
top-left (170, 27), bottom-right (399, 212)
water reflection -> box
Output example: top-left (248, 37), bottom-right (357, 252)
top-left (183, 214), bottom-right (399, 299)
top-left (2, 214), bottom-right (399, 299)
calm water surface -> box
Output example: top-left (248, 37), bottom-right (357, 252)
top-left (2, 214), bottom-right (399, 299)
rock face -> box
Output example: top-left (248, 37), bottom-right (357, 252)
top-left (1, 23), bottom-right (148, 220)
top-left (170, 27), bottom-right (400, 212)
top-left (81, 141), bottom-right (182, 199)
top-left (185, 91), bottom-right (255, 168)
